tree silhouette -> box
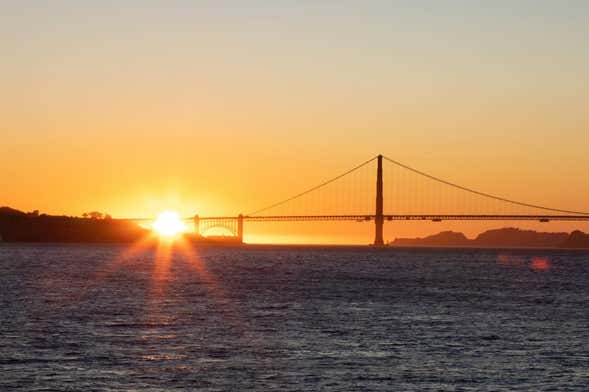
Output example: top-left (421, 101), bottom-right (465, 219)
top-left (83, 211), bottom-right (108, 220)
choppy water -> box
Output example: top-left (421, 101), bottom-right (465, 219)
top-left (1, 244), bottom-right (589, 391)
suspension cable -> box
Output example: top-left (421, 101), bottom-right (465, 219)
top-left (247, 156), bottom-right (378, 216)
top-left (383, 155), bottom-right (589, 216)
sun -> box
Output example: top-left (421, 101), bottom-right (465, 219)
top-left (152, 211), bottom-right (186, 238)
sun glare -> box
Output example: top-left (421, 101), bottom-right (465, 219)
top-left (152, 211), bottom-right (186, 238)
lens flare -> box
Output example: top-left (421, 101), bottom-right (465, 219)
top-left (152, 211), bottom-right (186, 238)
top-left (531, 257), bottom-right (551, 271)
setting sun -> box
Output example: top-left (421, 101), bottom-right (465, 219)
top-left (152, 211), bottom-right (186, 238)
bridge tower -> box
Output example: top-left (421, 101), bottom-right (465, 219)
top-left (374, 154), bottom-right (384, 246)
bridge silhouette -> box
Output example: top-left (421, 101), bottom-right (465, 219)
top-left (143, 154), bottom-right (589, 245)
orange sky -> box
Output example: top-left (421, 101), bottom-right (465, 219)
top-left (2, 2), bottom-right (589, 243)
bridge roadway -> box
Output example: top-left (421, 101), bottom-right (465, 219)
top-left (191, 214), bottom-right (589, 223)
top-left (127, 215), bottom-right (589, 224)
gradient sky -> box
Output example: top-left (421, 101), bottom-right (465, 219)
top-left (2, 1), bottom-right (589, 243)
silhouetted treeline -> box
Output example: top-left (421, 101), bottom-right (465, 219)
top-left (0, 207), bottom-right (148, 242)
top-left (390, 228), bottom-right (589, 248)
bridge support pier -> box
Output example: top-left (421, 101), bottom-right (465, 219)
top-left (374, 154), bottom-right (385, 246)
top-left (193, 215), bottom-right (200, 236)
top-left (237, 214), bottom-right (244, 243)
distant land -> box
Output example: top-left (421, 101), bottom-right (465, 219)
top-left (0, 207), bottom-right (147, 242)
top-left (0, 207), bottom-right (239, 244)
top-left (390, 228), bottom-right (589, 249)
top-left (3, 206), bottom-right (589, 248)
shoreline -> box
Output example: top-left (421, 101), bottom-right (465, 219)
top-left (2, 241), bottom-right (589, 251)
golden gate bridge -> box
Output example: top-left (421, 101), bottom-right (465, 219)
top-left (136, 155), bottom-right (589, 245)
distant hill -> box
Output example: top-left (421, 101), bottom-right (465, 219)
top-left (560, 230), bottom-right (589, 248)
top-left (0, 207), bottom-right (149, 242)
top-left (392, 231), bottom-right (470, 247)
top-left (0, 207), bottom-right (27, 217)
top-left (390, 227), bottom-right (581, 248)
top-left (474, 228), bottom-right (568, 248)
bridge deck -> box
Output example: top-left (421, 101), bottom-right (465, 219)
top-left (204, 215), bottom-right (589, 222)
top-left (126, 214), bottom-right (589, 223)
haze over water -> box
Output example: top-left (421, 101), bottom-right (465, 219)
top-left (1, 244), bottom-right (588, 391)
